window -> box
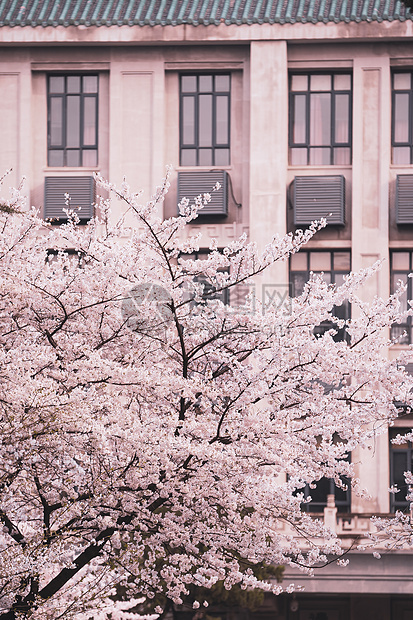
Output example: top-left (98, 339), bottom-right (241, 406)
top-left (389, 427), bottom-right (413, 512)
top-left (298, 451), bottom-right (351, 514)
top-left (181, 250), bottom-right (229, 306)
top-left (301, 476), bottom-right (351, 514)
top-left (290, 250), bottom-right (351, 341)
top-left (390, 250), bottom-right (413, 344)
top-left (392, 72), bottom-right (413, 165)
top-left (289, 73), bottom-right (352, 166)
top-left (180, 74), bottom-right (230, 166)
top-left (48, 75), bottom-right (98, 167)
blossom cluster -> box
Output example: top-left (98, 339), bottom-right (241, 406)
top-left (0, 170), bottom-right (412, 619)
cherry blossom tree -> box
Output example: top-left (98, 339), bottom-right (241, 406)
top-left (0, 170), bottom-right (412, 619)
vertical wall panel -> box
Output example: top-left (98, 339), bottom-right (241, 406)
top-left (121, 72), bottom-right (153, 197)
top-left (0, 74), bottom-right (19, 188)
top-left (362, 69), bottom-right (380, 230)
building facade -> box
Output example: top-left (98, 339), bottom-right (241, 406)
top-left (1, 1), bottom-right (413, 618)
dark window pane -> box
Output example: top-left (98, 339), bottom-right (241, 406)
top-left (391, 325), bottom-right (410, 345)
top-left (290, 272), bottom-right (308, 296)
top-left (215, 75), bottom-right (230, 92)
top-left (391, 272), bottom-right (408, 312)
top-left (291, 74), bottom-right (308, 91)
top-left (310, 74), bottom-right (331, 91)
top-left (181, 76), bottom-right (197, 93)
top-left (199, 75), bottom-right (213, 92)
top-left (293, 94), bottom-right (306, 144)
top-left (199, 149), bottom-right (213, 166)
top-left (50, 97), bottom-right (63, 146)
top-left (335, 478), bottom-right (350, 505)
top-left (307, 477), bottom-right (332, 511)
top-left (67, 76), bottom-right (81, 93)
top-left (48, 150), bottom-right (64, 166)
top-left (309, 147), bottom-right (331, 165)
top-left (182, 97), bottom-right (195, 145)
top-left (392, 252), bottom-right (410, 270)
top-left (393, 146), bottom-right (411, 164)
top-left (66, 96), bottom-right (80, 148)
top-left (181, 149), bottom-right (197, 166)
top-left (216, 95), bottom-right (229, 145)
top-left (333, 147), bottom-right (351, 165)
top-left (199, 95), bottom-right (213, 147)
top-left (290, 148), bottom-right (307, 165)
top-left (66, 150), bottom-right (80, 166)
top-left (290, 252), bottom-right (308, 271)
top-left (320, 272), bottom-right (332, 285)
top-left (49, 76), bottom-right (64, 93)
top-left (393, 451), bottom-right (409, 500)
top-left (83, 150), bottom-right (97, 167)
top-left (335, 94), bottom-right (349, 143)
top-left (214, 149), bottom-right (230, 166)
top-left (83, 75), bottom-right (98, 93)
top-left (394, 73), bottom-right (411, 90)
top-left (394, 93), bottom-right (410, 143)
top-left (334, 251), bottom-right (351, 271)
top-left (334, 300), bottom-right (350, 321)
top-left (310, 252), bottom-right (331, 271)
top-left (84, 97), bottom-right (97, 146)
top-left (310, 93), bottom-right (331, 145)
top-left (334, 74), bottom-right (351, 90)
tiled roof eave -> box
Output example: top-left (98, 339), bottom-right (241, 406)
top-left (0, 0), bottom-right (413, 29)
top-left (1, 15), bottom-right (412, 26)
top-left (0, 19), bottom-right (413, 39)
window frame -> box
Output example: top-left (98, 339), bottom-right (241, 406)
top-left (392, 71), bottom-right (413, 165)
top-left (301, 473), bottom-right (351, 514)
top-left (289, 249), bottom-right (351, 341)
top-left (289, 72), bottom-right (352, 166)
top-left (47, 74), bottom-right (99, 168)
top-left (180, 249), bottom-right (229, 306)
top-left (389, 427), bottom-right (413, 512)
top-left (179, 73), bottom-right (231, 167)
top-left (295, 449), bottom-right (351, 514)
top-left (390, 250), bottom-right (413, 344)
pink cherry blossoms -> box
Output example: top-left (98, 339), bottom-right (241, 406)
top-left (0, 170), bottom-right (412, 619)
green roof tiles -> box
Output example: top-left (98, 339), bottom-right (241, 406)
top-left (0, 0), bottom-right (411, 26)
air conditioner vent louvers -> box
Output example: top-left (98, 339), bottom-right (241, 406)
top-left (177, 171), bottom-right (228, 216)
top-left (396, 175), bottom-right (413, 225)
top-left (44, 177), bottom-right (95, 222)
top-left (293, 175), bottom-right (345, 226)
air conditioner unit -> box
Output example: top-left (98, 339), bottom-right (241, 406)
top-left (293, 175), bottom-right (345, 226)
top-left (396, 174), bottom-right (413, 224)
top-left (177, 170), bottom-right (228, 216)
top-left (44, 176), bottom-right (95, 222)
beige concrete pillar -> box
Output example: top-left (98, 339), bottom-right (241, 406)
top-left (249, 40), bottom-right (289, 305)
top-left (352, 56), bottom-right (390, 293)
top-left (351, 56), bottom-right (391, 514)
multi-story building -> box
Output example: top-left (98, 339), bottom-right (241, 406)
top-left (1, 1), bottom-right (413, 618)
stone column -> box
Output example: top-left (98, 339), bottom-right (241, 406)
top-left (249, 40), bottom-right (289, 308)
top-left (351, 55), bottom-right (391, 514)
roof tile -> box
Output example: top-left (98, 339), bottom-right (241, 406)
top-left (0, 0), bottom-right (410, 26)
